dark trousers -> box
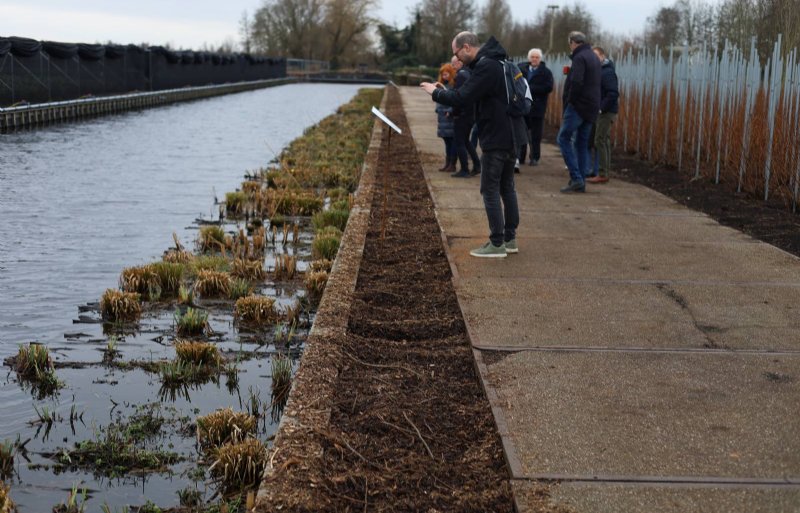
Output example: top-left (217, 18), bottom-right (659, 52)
top-left (480, 149), bottom-right (519, 246)
top-left (518, 116), bottom-right (544, 163)
top-left (455, 117), bottom-right (480, 172)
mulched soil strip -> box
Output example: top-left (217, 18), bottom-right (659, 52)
top-left (258, 87), bottom-right (514, 512)
top-left (543, 125), bottom-right (800, 257)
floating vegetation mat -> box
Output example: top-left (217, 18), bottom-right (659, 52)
top-left (1, 87), bottom-right (381, 512)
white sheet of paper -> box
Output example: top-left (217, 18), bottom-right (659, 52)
top-left (371, 106), bottom-right (402, 134)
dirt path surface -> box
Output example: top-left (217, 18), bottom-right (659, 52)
top-left (257, 86), bottom-right (513, 512)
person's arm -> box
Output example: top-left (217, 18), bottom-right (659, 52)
top-left (600, 69), bottom-right (619, 113)
top-left (530, 68), bottom-right (553, 95)
top-left (421, 60), bottom-right (492, 108)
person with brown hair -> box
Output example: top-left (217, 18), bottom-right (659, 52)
top-left (435, 63), bottom-right (457, 173)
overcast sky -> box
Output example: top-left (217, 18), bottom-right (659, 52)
top-left (2, 1), bottom-right (656, 49)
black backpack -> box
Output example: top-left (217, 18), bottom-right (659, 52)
top-left (500, 60), bottom-right (532, 117)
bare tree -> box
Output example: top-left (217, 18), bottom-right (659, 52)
top-left (251, 0), bottom-right (325, 58)
top-left (239, 10), bottom-right (252, 54)
top-left (415, 0), bottom-right (475, 65)
top-left (323, 0), bottom-right (376, 68)
top-left (645, 6), bottom-right (682, 49)
top-left (477, 0), bottom-right (512, 43)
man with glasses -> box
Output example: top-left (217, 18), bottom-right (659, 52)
top-left (421, 32), bottom-right (520, 258)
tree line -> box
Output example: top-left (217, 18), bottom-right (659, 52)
top-left (239, 0), bottom-right (800, 69)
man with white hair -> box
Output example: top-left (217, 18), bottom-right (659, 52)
top-left (518, 48), bottom-right (553, 167)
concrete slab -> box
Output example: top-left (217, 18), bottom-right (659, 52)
top-left (513, 480), bottom-right (800, 513)
top-left (458, 280), bottom-right (800, 351)
top-left (448, 236), bottom-right (800, 284)
top-left (487, 351), bottom-right (800, 478)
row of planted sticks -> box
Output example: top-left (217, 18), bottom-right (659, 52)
top-left (546, 35), bottom-right (800, 210)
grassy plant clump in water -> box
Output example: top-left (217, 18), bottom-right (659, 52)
top-left (163, 249), bottom-right (193, 264)
top-left (160, 359), bottom-right (215, 388)
top-left (231, 258), bottom-right (265, 281)
top-left (149, 261), bottom-right (184, 297)
top-left (228, 278), bottom-right (252, 300)
top-left (194, 270), bottom-right (231, 298)
top-left (0, 440), bottom-right (14, 479)
top-left (312, 226), bottom-right (342, 261)
top-left (311, 208), bottom-right (349, 232)
top-left (174, 340), bottom-right (220, 367)
top-left (234, 295), bottom-right (277, 326)
top-left (273, 254), bottom-right (297, 281)
top-left (12, 343), bottom-right (61, 396)
top-left (0, 481), bottom-right (14, 513)
top-left (196, 408), bottom-right (256, 450)
top-left (100, 289), bottom-right (141, 322)
top-left (326, 187), bottom-right (349, 201)
top-left (225, 191), bottom-right (248, 216)
top-left (189, 255), bottom-right (230, 275)
top-left (120, 265), bottom-right (161, 300)
top-left (209, 438), bottom-right (268, 493)
top-left (178, 285), bottom-right (195, 306)
top-left (271, 354), bottom-right (292, 404)
top-left (269, 213), bottom-right (286, 228)
top-left (54, 419), bottom-right (181, 477)
top-left (198, 226), bottom-right (226, 253)
top-left (52, 484), bottom-right (87, 513)
top-left (305, 270), bottom-right (329, 300)
top-left (331, 198), bottom-right (351, 212)
top-left (175, 307), bottom-right (209, 336)
top-left (309, 259), bottom-right (333, 273)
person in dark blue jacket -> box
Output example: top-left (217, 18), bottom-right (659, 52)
top-left (587, 46), bottom-right (619, 184)
top-left (421, 32), bottom-right (520, 258)
top-left (518, 48), bottom-right (553, 166)
top-left (557, 31), bottom-right (601, 193)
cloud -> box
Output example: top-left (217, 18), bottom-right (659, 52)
top-left (0, 3), bottom-right (237, 49)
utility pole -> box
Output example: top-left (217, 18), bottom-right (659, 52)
top-left (547, 4), bottom-right (559, 54)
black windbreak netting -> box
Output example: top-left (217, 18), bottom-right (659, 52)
top-left (0, 35), bottom-right (287, 107)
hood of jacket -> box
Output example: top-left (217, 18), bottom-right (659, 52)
top-left (602, 58), bottom-right (615, 70)
top-left (472, 36), bottom-right (508, 68)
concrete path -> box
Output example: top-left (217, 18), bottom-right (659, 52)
top-left (399, 86), bottom-right (800, 513)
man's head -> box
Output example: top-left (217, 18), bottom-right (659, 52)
top-left (527, 48), bottom-right (542, 67)
top-left (592, 46), bottom-right (605, 62)
top-left (451, 55), bottom-right (462, 71)
top-left (452, 31), bottom-right (480, 65)
top-left (568, 31), bottom-right (587, 52)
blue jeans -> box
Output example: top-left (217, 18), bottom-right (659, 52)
top-left (480, 149), bottom-right (519, 246)
top-left (557, 104), bottom-right (593, 183)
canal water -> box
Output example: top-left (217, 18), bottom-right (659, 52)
top-left (0, 83), bottom-right (369, 511)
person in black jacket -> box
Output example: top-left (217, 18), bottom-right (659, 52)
top-left (421, 32), bottom-right (520, 258)
top-left (557, 31), bottom-right (601, 193)
top-left (518, 48), bottom-right (553, 166)
top-left (450, 55), bottom-right (481, 178)
top-left (587, 46), bottom-right (619, 184)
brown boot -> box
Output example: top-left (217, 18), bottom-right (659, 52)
top-left (442, 157), bottom-right (456, 173)
top-left (438, 158), bottom-right (449, 171)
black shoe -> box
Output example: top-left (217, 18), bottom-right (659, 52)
top-left (560, 180), bottom-right (585, 193)
top-left (514, 166), bottom-right (520, 174)
top-left (451, 169), bottom-right (470, 178)
top-left (531, 159), bottom-right (539, 166)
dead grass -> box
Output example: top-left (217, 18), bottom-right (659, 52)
top-left (196, 408), bottom-right (257, 450)
top-left (100, 289), bottom-right (141, 322)
top-left (174, 340), bottom-right (221, 367)
top-left (209, 438), bottom-right (268, 493)
top-left (194, 270), bottom-right (231, 298)
top-left (234, 295), bottom-right (278, 326)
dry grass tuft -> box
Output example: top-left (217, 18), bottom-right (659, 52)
top-left (196, 408), bottom-right (257, 450)
top-left (231, 258), bottom-right (266, 281)
top-left (194, 270), bottom-right (231, 298)
top-left (273, 254), bottom-right (297, 280)
top-left (174, 340), bottom-right (220, 367)
top-left (209, 438), bottom-right (268, 493)
top-left (163, 249), bottom-right (193, 264)
top-left (198, 226), bottom-right (227, 253)
top-left (120, 265), bottom-right (161, 299)
top-left (100, 289), bottom-right (141, 322)
top-left (0, 480), bottom-right (15, 513)
top-left (234, 295), bottom-right (278, 326)
top-left (305, 270), bottom-right (329, 300)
